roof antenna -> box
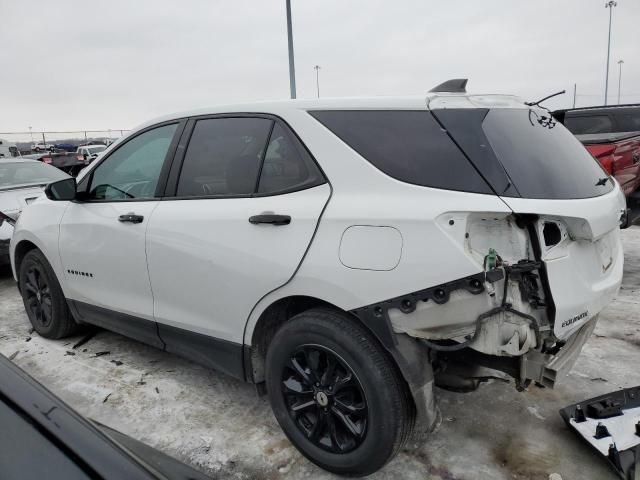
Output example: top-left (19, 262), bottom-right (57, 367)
top-left (525, 90), bottom-right (566, 107)
top-left (429, 79), bottom-right (468, 93)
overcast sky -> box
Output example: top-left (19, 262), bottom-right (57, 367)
top-left (1, 0), bottom-right (639, 137)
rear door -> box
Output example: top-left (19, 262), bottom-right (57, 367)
top-left (146, 115), bottom-right (329, 367)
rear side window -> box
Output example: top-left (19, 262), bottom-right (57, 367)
top-left (258, 124), bottom-right (324, 194)
top-left (177, 118), bottom-right (273, 197)
top-left (309, 110), bottom-right (493, 194)
top-left (563, 115), bottom-right (614, 134)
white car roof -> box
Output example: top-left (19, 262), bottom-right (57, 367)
top-left (134, 93), bottom-right (527, 132)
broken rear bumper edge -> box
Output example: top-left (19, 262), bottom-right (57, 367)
top-left (520, 316), bottom-right (598, 388)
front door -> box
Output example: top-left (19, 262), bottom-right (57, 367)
top-left (145, 116), bottom-right (330, 363)
top-left (58, 123), bottom-right (181, 347)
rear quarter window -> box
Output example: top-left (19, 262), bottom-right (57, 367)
top-left (309, 110), bottom-right (492, 194)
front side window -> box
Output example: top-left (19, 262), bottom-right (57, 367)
top-left (85, 123), bottom-right (177, 200)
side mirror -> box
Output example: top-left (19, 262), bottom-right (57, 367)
top-left (44, 177), bottom-right (77, 201)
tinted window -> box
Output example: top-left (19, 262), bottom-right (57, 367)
top-left (310, 110), bottom-right (492, 194)
top-left (563, 115), bottom-right (614, 134)
top-left (0, 401), bottom-right (90, 480)
top-left (87, 124), bottom-right (177, 200)
top-left (482, 109), bottom-right (613, 199)
top-left (0, 161), bottom-right (68, 189)
top-left (177, 117), bottom-right (273, 197)
top-left (616, 112), bottom-right (640, 132)
top-left (258, 124), bottom-right (324, 194)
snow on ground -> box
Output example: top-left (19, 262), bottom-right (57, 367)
top-left (1, 228), bottom-right (639, 480)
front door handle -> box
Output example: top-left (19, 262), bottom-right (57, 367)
top-left (248, 214), bottom-right (291, 226)
top-left (118, 213), bottom-right (144, 224)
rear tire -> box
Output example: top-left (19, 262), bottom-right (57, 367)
top-left (265, 308), bottom-right (413, 476)
top-left (18, 249), bottom-right (78, 339)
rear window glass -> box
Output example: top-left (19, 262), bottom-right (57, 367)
top-left (0, 162), bottom-right (68, 189)
top-left (309, 110), bottom-right (493, 194)
top-left (482, 109), bottom-right (613, 199)
top-left (563, 115), bottom-right (613, 134)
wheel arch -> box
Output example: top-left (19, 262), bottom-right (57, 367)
top-left (244, 294), bottom-right (436, 431)
top-left (13, 239), bottom-right (40, 284)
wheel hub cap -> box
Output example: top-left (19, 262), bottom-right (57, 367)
top-left (316, 391), bottom-right (329, 407)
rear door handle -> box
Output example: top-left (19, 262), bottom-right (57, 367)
top-left (248, 214), bottom-right (291, 226)
top-left (118, 213), bottom-right (144, 224)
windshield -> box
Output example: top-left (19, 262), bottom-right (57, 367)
top-left (88, 145), bottom-right (106, 153)
top-left (0, 162), bottom-right (69, 189)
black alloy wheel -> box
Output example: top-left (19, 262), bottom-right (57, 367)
top-left (281, 344), bottom-right (368, 454)
top-left (23, 265), bottom-right (53, 328)
top-left (266, 308), bottom-right (414, 476)
top-left (19, 249), bottom-right (78, 339)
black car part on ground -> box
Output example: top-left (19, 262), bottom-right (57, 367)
top-left (0, 353), bottom-right (212, 480)
top-left (560, 386), bottom-right (640, 480)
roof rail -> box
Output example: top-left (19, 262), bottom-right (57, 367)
top-left (429, 78), bottom-right (468, 93)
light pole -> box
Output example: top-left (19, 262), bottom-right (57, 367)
top-left (28, 126), bottom-right (33, 143)
top-left (314, 65), bottom-right (321, 98)
top-left (617, 60), bottom-right (624, 104)
top-left (604, 1), bottom-right (617, 105)
top-left (285, 0), bottom-right (296, 99)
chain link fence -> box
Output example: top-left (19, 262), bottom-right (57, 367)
top-left (0, 130), bottom-right (131, 155)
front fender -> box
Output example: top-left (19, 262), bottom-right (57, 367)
top-left (10, 199), bottom-right (69, 289)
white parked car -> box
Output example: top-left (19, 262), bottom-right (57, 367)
top-left (76, 144), bottom-right (107, 162)
top-left (8, 81), bottom-right (625, 475)
top-left (0, 138), bottom-right (21, 159)
top-left (32, 143), bottom-right (53, 152)
top-left (0, 159), bottom-right (69, 261)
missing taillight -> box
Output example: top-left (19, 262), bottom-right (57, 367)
top-left (543, 222), bottom-right (562, 247)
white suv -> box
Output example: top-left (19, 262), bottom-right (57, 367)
top-left (9, 81), bottom-right (625, 476)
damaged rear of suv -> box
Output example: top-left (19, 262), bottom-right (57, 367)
top-left (294, 82), bottom-right (624, 472)
top-left (9, 81), bottom-right (625, 477)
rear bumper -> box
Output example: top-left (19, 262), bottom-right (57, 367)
top-left (520, 316), bottom-right (597, 388)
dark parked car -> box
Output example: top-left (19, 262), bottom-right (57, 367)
top-left (553, 105), bottom-right (640, 205)
top-left (21, 151), bottom-right (89, 176)
top-left (53, 143), bottom-right (78, 152)
top-left (0, 353), bottom-right (212, 480)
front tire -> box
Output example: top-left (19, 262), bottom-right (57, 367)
top-left (18, 249), bottom-right (78, 339)
top-left (265, 308), bottom-right (413, 476)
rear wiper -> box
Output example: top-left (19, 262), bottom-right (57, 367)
top-left (595, 177), bottom-right (610, 186)
top-left (525, 90), bottom-right (566, 107)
